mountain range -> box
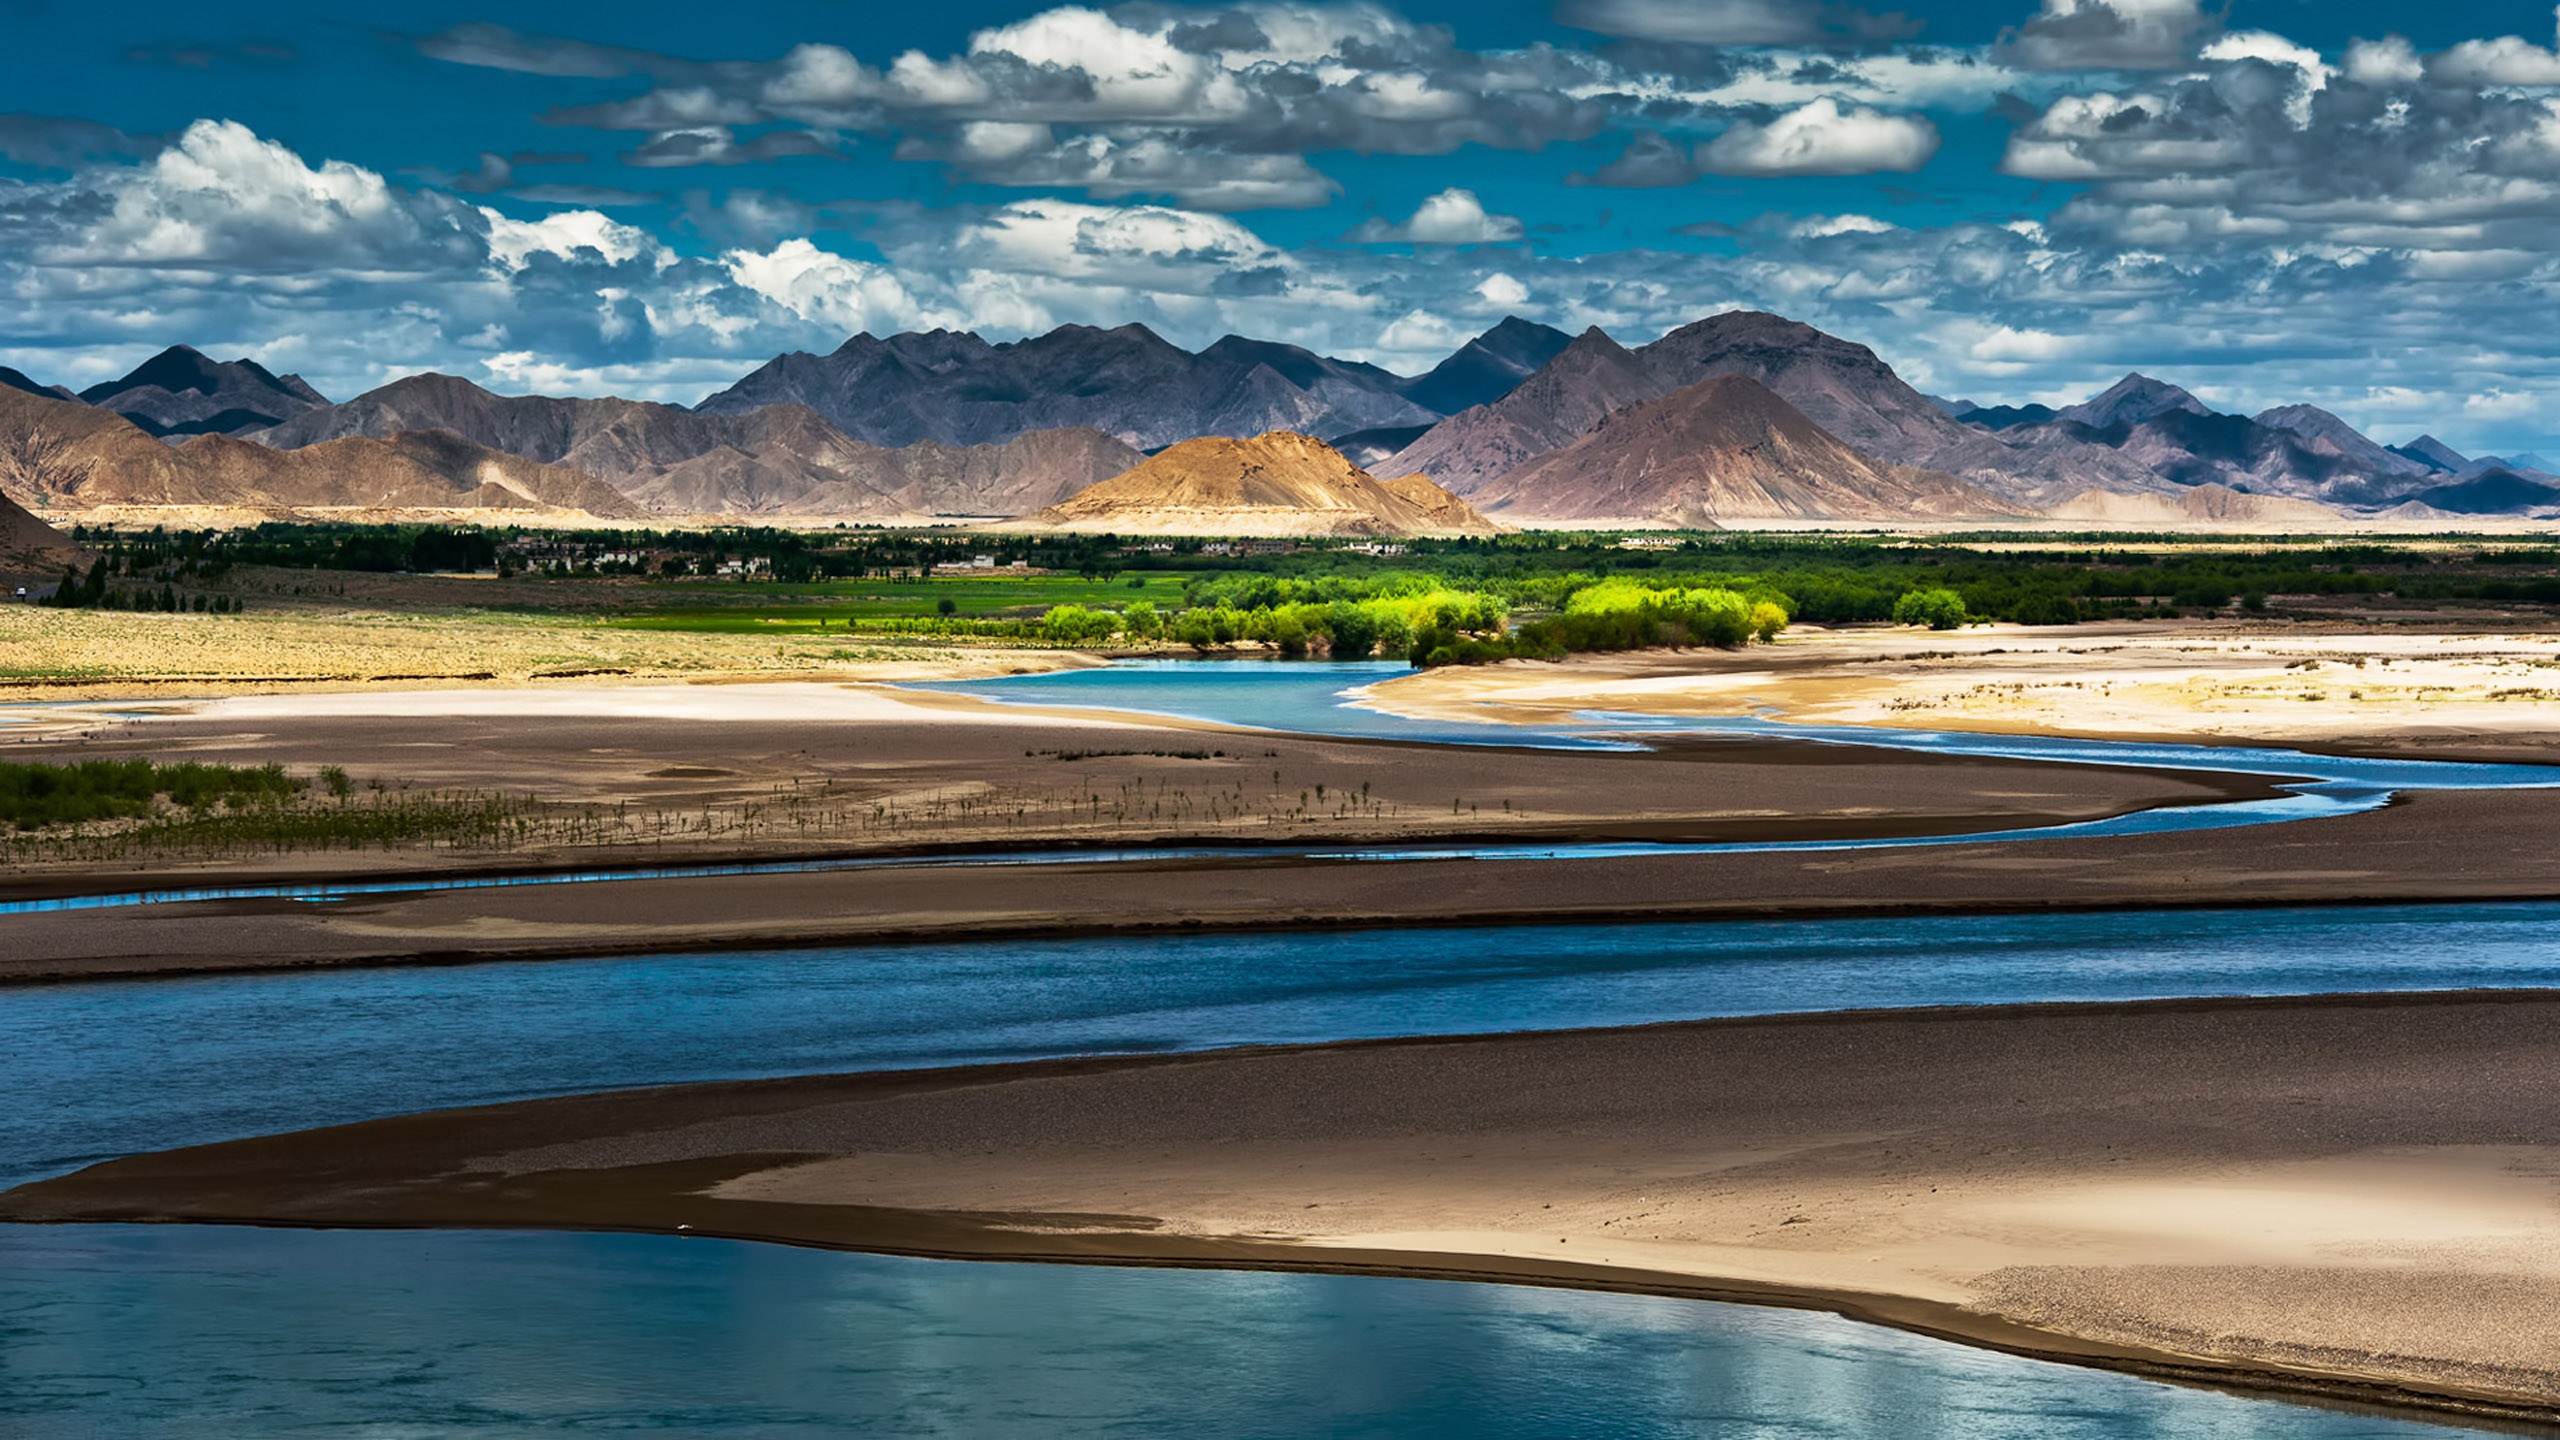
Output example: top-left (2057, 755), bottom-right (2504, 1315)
top-left (3, 311), bottom-right (2550, 526)
top-left (245, 372), bottom-right (1141, 520)
top-left (1381, 312), bottom-right (2168, 512)
top-left (1938, 375), bottom-right (2560, 513)
top-left (0, 385), bottom-right (638, 519)
top-left (694, 319), bottom-right (1569, 451)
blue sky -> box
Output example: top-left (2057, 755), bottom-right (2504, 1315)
top-left (7, 0), bottom-right (2560, 453)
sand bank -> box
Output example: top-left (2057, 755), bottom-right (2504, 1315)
top-left (1369, 621), bottom-right (2560, 762)
top-left (14, 992), bottom-right (2560, 1425)
top-left (3, 784), bottom-right (2553, 984)
top-left (0, 683), bottom-right (2275, 951)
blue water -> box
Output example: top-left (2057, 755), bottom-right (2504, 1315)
top-left (0, 1226), bottom-right (2477, 1439)
top-left (6, 916), bottom-right (2546, 1436)
top-left (915, 658), bottom-right (1607, 747)
top-left (16, 903), bottom-right (2560, 1187)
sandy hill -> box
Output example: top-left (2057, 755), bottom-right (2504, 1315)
top-left (1021, 432), bottom-right (1502, 537)
top-left (258, 373), bottom-right (1138, 519)
top-left (0, 386), bottom-right (638, 521)
top-left (2045, 484), bottom-right (2341, 526)
top-left (1470, 375), bottom-right (2027, 526)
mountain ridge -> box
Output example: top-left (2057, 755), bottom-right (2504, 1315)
top-left (251, 371), bottom-right (1139, 518)
top-left (79, 345), bottom-right (329, 439)
top-left (1473, 374), bottom-right (2027, 526)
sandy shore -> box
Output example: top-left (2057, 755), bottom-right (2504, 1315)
top-left (14, 992), bottom-right (2560, 1425)
top-left (1369, 620), bottom-right (2560, 762)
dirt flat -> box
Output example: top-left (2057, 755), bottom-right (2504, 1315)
top-left (15, 992), bottom-right (2560, 1426)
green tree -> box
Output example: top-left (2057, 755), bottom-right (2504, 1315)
top-left (1893, 587), bottom-right (1969, 630)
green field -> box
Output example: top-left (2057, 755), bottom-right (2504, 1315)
top-left (615, 572), bottom-right (1203, 632)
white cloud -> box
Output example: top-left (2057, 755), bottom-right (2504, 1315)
top-left (906, 131), bottom-right (1339, 210)
top-left (722, 238), bottom-right (943, 335)
top-left (2198, 31), bottom-right (2331, 125)
top-left (1791, 213), bottom-right (1899, 238)
top-left (2344, 35), bottom-right (2424, 87)
top-left (2434, 34), bottom-right (2560, 87)
top-left (481, 208), bottom-right (660, 271)
top-left (2000, 0), bottom-right (2211, 72)
top-left (1476, 272), bottom-right (1531, 307)
top-left (41, 119), bottom-right (470, 272)
top-left (1350, 188), bottom-right (1526, 244)
top-left (2464, 387), bottom-right (2544, 421)
top-left (1698, 99), bottom-right (1940, 176)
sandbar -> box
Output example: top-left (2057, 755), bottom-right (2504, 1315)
top-left (14, 992), bottom-right (2560, 1426)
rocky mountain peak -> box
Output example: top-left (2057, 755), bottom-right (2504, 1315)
top-left (2059, 373), bottom-right (2210, 431)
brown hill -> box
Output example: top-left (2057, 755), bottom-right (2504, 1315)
top-left (1375, 473), bottom-right (1503, 534)
top-left (1022, 432), bottom-right (1502, 537)
top-left (0, 491), bottom-right (80, 584)
top-left (1472, 375), bottom-right (2028, 526)
top-left (1380, 327), bottom-right (1661, 497)
top-left (0, 386), bottom-right (638, 520)
top-left (258, 373), bottom-right (1137, 518)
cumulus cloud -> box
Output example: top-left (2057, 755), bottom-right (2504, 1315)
top-left (18, 95), bottom-right (2560, 452)
top-left (2434, 23), bottom-right (2560, 87)
top-left (1697, 98), bottom-right (1940, 175)
top-left (1348, 188), bottom-right (1527, 244)
top-left (898, 130), bottom-right (1340, 210)
top-left (1555, 0), bottom-right (1921, 46)
top-left (17, 119), bottom-right (478, 272)
top-left (2343, 35), bottom-right (2424, 89)
top-left (1998, 40), bottom-right (2560, 253)
top-left (481, 207), bottom-right (661, 270)
top-left (1997, 0), bottom-right (2213, 73)
top-left (426, 5), bottom-right (1629, 210)
top-left (724, 238), bottom-right (945, 335)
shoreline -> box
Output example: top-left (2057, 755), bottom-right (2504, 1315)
top-left (16, 990), bottom-right (2560, 1429)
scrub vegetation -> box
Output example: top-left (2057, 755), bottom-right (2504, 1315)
top-left (21, 524), bottom-right (2560, 675)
